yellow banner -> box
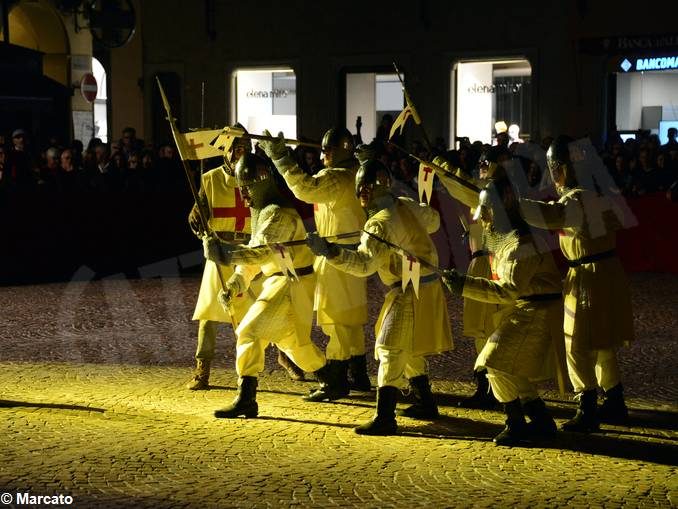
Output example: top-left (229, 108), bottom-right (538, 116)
top-left (177, 129), bottom-right (223, 160)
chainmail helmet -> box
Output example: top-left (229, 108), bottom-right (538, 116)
top-left (223, 123), bottom-right (253, 173)
top-left (474, 176), bottom-right (529, 238)
top-left (321, 127), bottom-right (355, 167)
top-left (355, 159), bottom-right (393, 216)
top-left (547, 135), bottom-right (576, 194)
top-left (234, 153), bottom-right (280, 210)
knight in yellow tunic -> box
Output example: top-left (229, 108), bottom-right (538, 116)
top-left (203, 154), bottom-right (342, 419)
top-left (431, 149), bottom-right (511, 408)
top-left (260, 128), bottom-right (370, 398)
top-left (185, 136), bottom-right (255, 390)
top-left (443, 176), bottom-right (564, 446)
top-left (519, 135), bottom-right (634, 432)
top-left (308, 160), bottom-right (453, 436)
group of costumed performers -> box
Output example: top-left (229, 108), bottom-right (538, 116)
top-left (176, 114), bottom-right (632, 444)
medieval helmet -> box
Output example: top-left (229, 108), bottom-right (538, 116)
top-left (234, 153), bottom-right (277, 209)
top-left (321, 127), bottom-right (355, 166)
top-left (355, 159), bottom-right (392, 198)
top-left (473, 176), bottom-right (527, 234)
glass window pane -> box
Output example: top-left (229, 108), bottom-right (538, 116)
top-left (234, 69), bottom-right (296, 138)
top-left (346, 72), bottom-right (404, 144)
top-left (454, 59), bottom-right (531, 146)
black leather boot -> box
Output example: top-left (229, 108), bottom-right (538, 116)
top-left (493, 399), bottom-right (529, 446)
top-left (348, 354), bottom-right (372, 392)
top-left (598, 384), bottom-right (629, 424)
top-left (277, 348), bottom-right (306, 382)
top-left (214, 376), bottom-right (258, 418)
top-left (355, 386), bottom-right (399, 435)
top-left (561, 389), bottom-right (600, 433)
top-left (398, 375), bottom-right (440, 419)
top-left (304, 360), bottom-right (350, 402)
top-left (522, 397), bottom-right (557, 440)
top-left (457, 369), bottom-right (498, 409)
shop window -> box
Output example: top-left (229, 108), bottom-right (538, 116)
top-left (615, 70), bottom-right (678, 136)
top-left (92, 57), bottom-right (108, 143)
top-left (233, 68), bottom-right (296, 138)
top-left (453, 59), bottom-right (531, 146)
top-left (345, 72), bottom-right (404, 144)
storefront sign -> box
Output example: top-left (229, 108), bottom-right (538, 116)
top-left (466, 82), bottom-right (523, 94)
top-left (580, 33), bottom-right (678, 54)
top-left (246, 89), bottom-right (294, 99)
top-left (619, 55), bottom-right (678, 72)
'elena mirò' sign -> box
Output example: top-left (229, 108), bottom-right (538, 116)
top-left (619, 55), bottom-right (678, 72)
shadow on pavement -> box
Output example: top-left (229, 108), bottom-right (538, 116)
top-left (547, 432), bottom-right (678, 466)
top-left (257, 415), bottom-right (357, 429)
top-left (399, 414), bottom-right (501, 441)
top-left (0, 400), bottom-right (105, 412)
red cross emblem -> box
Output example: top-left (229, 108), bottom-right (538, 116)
top-left (489, 254), bottom-right (499, 280)
top-left (423, 167), bottom-right (434, 182)
top-left (188, 138), bottom-right (204, 153)
top-left (407, 255), bottom-right (417, 270)
top-left (212, 188), bottom-right (251, 231)
top-left (275, 244), bottom-right (287, 258)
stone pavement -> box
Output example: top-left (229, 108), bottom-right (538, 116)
top-left (0, 273), bottom-right (677, 508)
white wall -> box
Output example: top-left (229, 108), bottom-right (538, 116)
top-left (235, 70), bottom-right (296, 138)
top-left (616, 71), bottom-right (678, 130)
top-left (456, 62), bottom-right (494, 144)
top-left (346, 73), bottom-right (376, 143)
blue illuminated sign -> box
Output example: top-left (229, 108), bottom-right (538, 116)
top-left (620, 55), bottom-right (678, 72)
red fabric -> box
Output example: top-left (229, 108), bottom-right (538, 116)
top-left (212, 188), bottom-right (250, 231)
top-left (617, 193), bottom-right (678, 273)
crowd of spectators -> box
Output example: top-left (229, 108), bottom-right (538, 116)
top-left (0, 127), bottom-right (186, 196)
top-left (2, 122), bottom-right (677, 202)
top-left (601, 127), bottom-right (678, 199)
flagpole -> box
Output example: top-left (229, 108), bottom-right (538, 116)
top-left (157, 78), bottom-right (241, 329)
top-left (392, 62), bottom-right (433, 153)
top-left (200, 81), bottom-right (206, 175)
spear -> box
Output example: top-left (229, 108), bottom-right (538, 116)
top-left (222, 231), bottom-right (362, 256)
top-left (361, 229), bottom-right (442, 275)
top-left (156, 78), bottom-right (239, 329)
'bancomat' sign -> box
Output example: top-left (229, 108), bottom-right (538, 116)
top-left (620, 55), bottom-right (678, 72)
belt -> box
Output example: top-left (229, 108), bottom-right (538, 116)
top-left (517, 292), bottom-right (562, 302)
top-left (389, 272), bottom-right (439, 290)
top-left (470, 249), bottom-right (489, 260)
top-left (566, 249), bottom-right (616, 268)
top-left (270, 265), bottom-right (314, 277)
top-left (215, 231), bottom-right (250, 243)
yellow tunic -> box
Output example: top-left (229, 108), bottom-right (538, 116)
top-left (463, 233), bottom-right (565, 381)
top-left (273, 155), bottom-right (367, 326)
top-left (192, 167), bottom-right (253, 322)
top-left (520, 188), bottom-right (634, 351)
top-left (432, 156), bottom-right (498, 340)
top-left (328, 197), bottom-right (453, 357)
top-left (225, 204), bottom-right (316, 346)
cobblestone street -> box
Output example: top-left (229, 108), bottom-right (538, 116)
top-left (1, 272), bottom-right (677, 508)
